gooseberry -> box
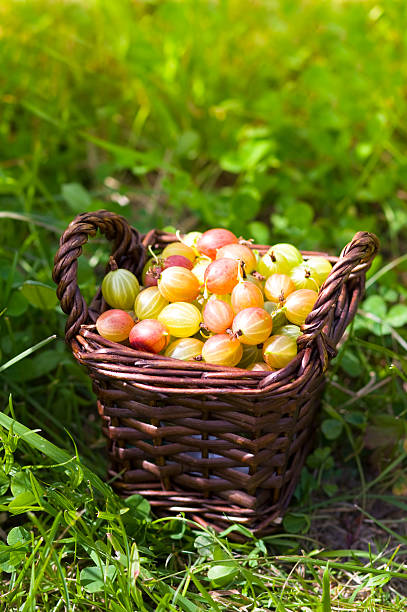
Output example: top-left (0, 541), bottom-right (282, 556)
top-left (158, 266), bottom-right (200, 302)
top-left (165, 337), bottom-right (204, 361)
top-left (263, 335), bottom-right (297, 369)
top-left (271, 308), bottom-right (287, 330)
top-left (216, 243), bottom-right (257, 274)
top-left (191, 257), bottom-right (211, 287)
top-left (203, 299), bottom-right (234, 334)
top-left (209, 293), bottom-right (232, 305)
top-left (163, 255), bottom-right (193, 270)
top-left (263, 302), bottom-right (286, 328)
top-left (96, 309), bottom-right (135, 342)
top-left (247, 362), bottom-right (273, 371)
top-left (285, 289), bottom-right (318, 326)
top-left (142, 258), bottom-right (162, 287)
top-left (246, 273), bottom-right (264, 291)
top-left (264, 274), bottom-right (295, 303)
top-left (202, 334), bottom-right (243, 366)
top-left (258, 243), bottom-right (302, 278)
top-left (238, 344), bottom-right (263, 369)
top-left (101, 265), bottom-right (140, 310)
top-left (273, 324), bottom-right (302, 340)
top-left (232, 307), bottom-right (273, 345)
top-left (129, 319), bottom-right (169, 353)
top-left (263, 301), bottom-right (278, 315)
top-left (158, 302), bottom-right (202, 337)
top-left (197, 228), bottom-right (238, 259)
top-left (290, 263), bottom-right (320, 291)
top-left (231, 281), bottom-right (264, 313)
top-left (134, 286), bottom-right (168, 320)
top-left (204, 258), bottom-right (240, 294)
top-left (182, 231), bottom-right (202, 255)
top-left (306, 256), bottom-right (332, 285)
top-left (162, 241), bottom-right (196, 263)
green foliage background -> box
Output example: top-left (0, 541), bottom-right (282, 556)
top-left (1, 0), bottom-right (407, 251)
top-left (1, 0), bottom-right (407, 608)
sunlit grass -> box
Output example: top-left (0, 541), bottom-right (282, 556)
top-left (0, 0), bottom-right (407, 608)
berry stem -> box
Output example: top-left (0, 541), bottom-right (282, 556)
top-left (237, 259), bottom-right (245, 283)
top-left (175, 229), bottom-right (185, 244)
top-left (266, 248), bottom-right (277, 262)
top-left (252, 271), bottom-right (265, 281)
top-left (151, 264), bottom-right (163, 279)
top-left (229, 329), bottom-right (243, 340)
top-left (148, 245), bottom-right (160, 264)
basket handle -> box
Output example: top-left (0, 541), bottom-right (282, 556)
top-left (297, 231), bottom-right (380, 364)
top-left (53, 210), bottom-right (144, 343)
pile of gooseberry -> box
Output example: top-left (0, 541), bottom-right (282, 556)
top-left (95, 229), bottom-right (332, 372)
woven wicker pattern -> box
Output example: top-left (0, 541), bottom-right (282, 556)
top-left (53, 210), bottom-right (379, 535)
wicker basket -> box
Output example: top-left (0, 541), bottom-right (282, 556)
top-left (53, 210), bottom-right (379, 536)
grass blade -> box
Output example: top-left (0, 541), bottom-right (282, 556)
top-left (0, 335), bottom-right (57, 373)
top-left (0, 410), bottom-right (111, 497)
top-left (321, 562), bottom-right (331, 612)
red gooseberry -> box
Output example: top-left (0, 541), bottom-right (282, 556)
top-left (96, 309), bottom-right (135, 342)
top-left (129, 319), bottom-right (169, 353)
top-left (216, 243), bottom-right (257, 274)
top-left (163, 255), bottom-right (193, 270)
top-left (203, 299), bottom-right (234, 334)
top-left (197, 228), bottom-right (238, 259)
top-left (204, 258), bottom-right (240, 294)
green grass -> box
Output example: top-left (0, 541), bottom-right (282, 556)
top-left (1, 0), bottom-right (407, 608)
top-left (1, 409), bottom-right (407, 610)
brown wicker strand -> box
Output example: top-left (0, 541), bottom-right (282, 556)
top-left (53, 210), bottom-right (144, 342)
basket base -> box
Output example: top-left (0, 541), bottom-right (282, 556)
top-left (94, 369), bottom-right (325, 536)
top-left (108, 430), bottom-right (316, 537)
